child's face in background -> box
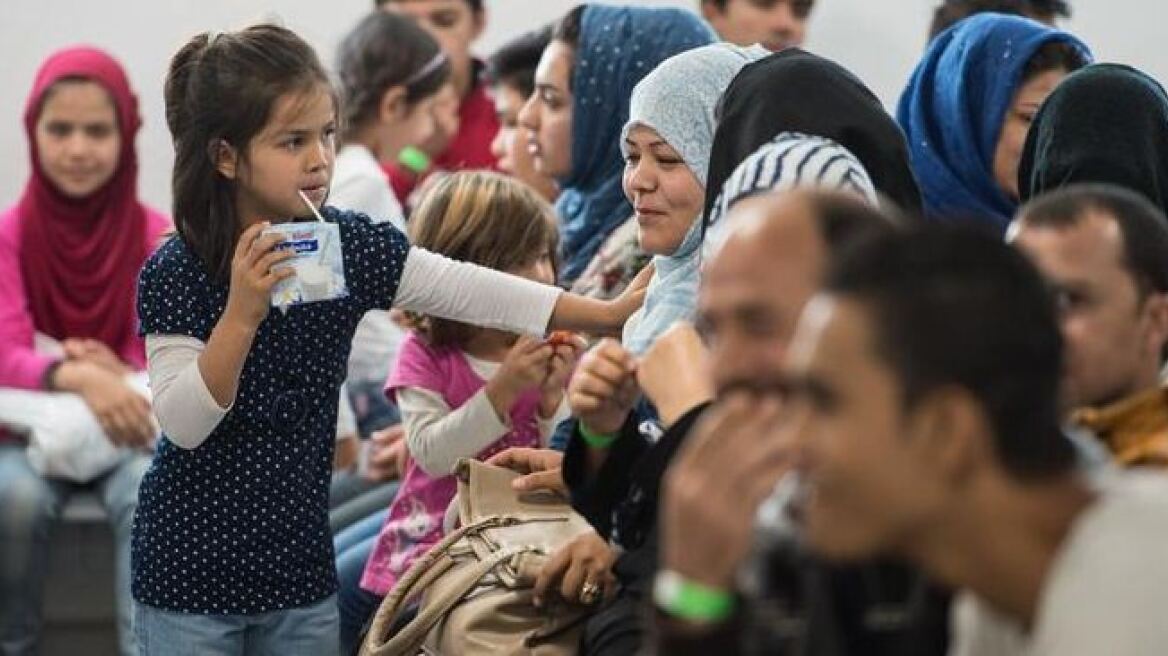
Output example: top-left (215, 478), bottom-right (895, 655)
top-left (417, 83), bottom-right (462, 157)
top-left (382, 91), bottom-right (442, 161)
top-left (233, 86), bottom-right (337, 224)
top-left (35, 80), bottom-right (122, 199)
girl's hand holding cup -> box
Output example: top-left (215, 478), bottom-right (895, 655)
top-left (225, 222), bottom-right (296, 329)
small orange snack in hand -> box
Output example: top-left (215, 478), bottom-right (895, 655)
top-left (546, 330), bottom-right (577, 347)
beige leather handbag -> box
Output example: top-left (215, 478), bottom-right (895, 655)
top-left (359, 458), bottom-right (597, 656)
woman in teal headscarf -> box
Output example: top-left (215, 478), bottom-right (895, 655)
top-left (518, 4), bottom-right (714, 290)
top-left (898, 12), bottom-right (1090, 231)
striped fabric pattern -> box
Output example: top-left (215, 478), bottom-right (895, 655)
top-left (703, 132), bottom-right (878, 261)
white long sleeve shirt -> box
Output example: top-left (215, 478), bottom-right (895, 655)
top-left (147, 247), bottom-right (561, 449)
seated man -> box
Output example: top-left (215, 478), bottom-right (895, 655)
top-left (1009, 184), bottom-right (1168, 467)
top-left (699, 0), bottom-right (814, 52)
top-left (650, 192), bottom-right (949, 656)
top-left (763, 226), bottom-right (1168, 654)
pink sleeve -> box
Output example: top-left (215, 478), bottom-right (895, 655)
top-left (143, 206), bottom-right (173, 254)
top-left (384, 332), bottom-right (449, 403)
top-left (0, 209), bottom-right (55, 390)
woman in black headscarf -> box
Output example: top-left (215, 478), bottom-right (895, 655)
top-left (703, 47), bottom-right (924, 224)
top-left (1018, 63), bottom-right (1168, 214)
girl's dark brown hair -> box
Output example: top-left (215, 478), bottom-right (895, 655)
top-left (337, 11), bottom-right (451, 140)
top-left (406, 171), bottom-right (559, 348)
top-left (164, 24), bottom-right (333, 282)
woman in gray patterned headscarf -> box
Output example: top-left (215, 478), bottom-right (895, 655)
top-left (619, 42), bottom-right (768, 354)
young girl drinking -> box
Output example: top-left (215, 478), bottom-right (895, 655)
top-left (132, 25), bottom-right (639, 654)
top-left (337, 171), bottom-right (577, 649)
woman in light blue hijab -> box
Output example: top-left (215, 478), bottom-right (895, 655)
top-left (619, 42), bottom-right (768, 354)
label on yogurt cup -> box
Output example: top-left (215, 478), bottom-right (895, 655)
top-left (263, 221), bottom-right (348, 310)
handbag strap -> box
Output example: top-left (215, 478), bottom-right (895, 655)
top-left (361, 515), bottom-right (524, 656)
top-left (388, 545), bottom-right (524, 654)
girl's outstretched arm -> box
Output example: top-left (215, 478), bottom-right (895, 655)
top-left (394, 247), bottom-right (651, 337)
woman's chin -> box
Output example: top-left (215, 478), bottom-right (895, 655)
top-left (636, 228), bottom-right (687, 258)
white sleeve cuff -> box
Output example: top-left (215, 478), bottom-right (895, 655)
top-left (398, 386), bottom-right (510, 476)
top-left (146, 334), bottom-right (230, 449)
top-left (395, 247), bottom-right (561, 337)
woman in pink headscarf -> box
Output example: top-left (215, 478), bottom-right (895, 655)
top-left (0, 46), bottom-right (169, 656)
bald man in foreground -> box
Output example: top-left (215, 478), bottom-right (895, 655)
top-left (646, 191), bottom-right (949, 655)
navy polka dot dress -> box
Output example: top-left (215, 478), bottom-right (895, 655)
top-left (132, 208), bottom-right (408, 614)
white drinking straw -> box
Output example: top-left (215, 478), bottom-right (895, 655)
top-left (298, 189), bottom-right (326, 222)
top-left (297, 190), bottom-right (331, 255)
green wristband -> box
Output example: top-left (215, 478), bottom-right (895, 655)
top-left (578, 423), bottom-right (619, 449)
top-left (398, 146), bottom-right (431, 174)
top-left (653, 570), bottom-right (736, 624)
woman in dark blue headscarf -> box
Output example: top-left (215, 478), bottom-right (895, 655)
top-left (519, 4), bottom-right (714, 288)
top-left (898, 13), bottom-right (1091, 231)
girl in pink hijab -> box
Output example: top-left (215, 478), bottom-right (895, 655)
top-left (0, 46), bottom-right (168, 656)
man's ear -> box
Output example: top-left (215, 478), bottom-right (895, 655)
top-left (907, 386), bottom-right (988, 484)
top-left (212, 139), bottom-right (240, 180)
top-left (1142, 292), bottom-right (1168, 363)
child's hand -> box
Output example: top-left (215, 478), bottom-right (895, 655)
top-left (224, 222), bottom-right (296, 329)
top-left (485, 336), bottom-right (552, 418)
top-left (540, 334), bottom-right (585, 418)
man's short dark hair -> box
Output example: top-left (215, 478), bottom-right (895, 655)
top-left (826, 225), bottom-right (1074, 479)
top-left (1017, 183), bottom-right (1168, 298)
top-left (486, 25), bottom-right (552, 99)
top-left (805, 192), bottom-right (903, 259)
top-left (929, 0), bottom-right (1072, 38)
top-left (376, 0), bottom-right (484, 12)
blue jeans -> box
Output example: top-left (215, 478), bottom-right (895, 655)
top-left (334, 510), bottom-right (388, 655)
top-left (134, 596), bottom-right (339, 656)
top-left (0, 445), bottom-right (149, 656)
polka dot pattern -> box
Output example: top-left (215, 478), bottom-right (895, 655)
top-left (131, 207), bottom-right (408, 614)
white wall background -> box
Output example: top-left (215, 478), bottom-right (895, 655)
top-left (2, 0), bottom-right (1166, 213)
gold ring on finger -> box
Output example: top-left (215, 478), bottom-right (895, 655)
top-left (579, 581), bottom-right (602, 605)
